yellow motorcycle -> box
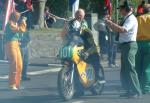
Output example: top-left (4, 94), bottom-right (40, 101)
top-left (57, 45), bottom-right (105, 100)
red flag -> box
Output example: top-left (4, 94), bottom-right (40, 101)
top-left (3, 0), bottom-right (15, 31)
top-left (104, 0), bottom-right (112, 15)
top-left (99, 0), bottom-right (112, 16)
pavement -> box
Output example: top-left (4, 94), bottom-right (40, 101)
top-left (0, 57), bottom-right (150, 103)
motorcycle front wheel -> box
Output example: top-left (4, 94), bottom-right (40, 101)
top-left (57, 67), bottom-right (74, 101)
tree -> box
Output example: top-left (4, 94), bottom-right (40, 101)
top-left (32, 0), bottom-right (46, 28)
top-left (32, 0), bottom-right (143, 28)
top-left (46, 0), bottom-right (69, 17)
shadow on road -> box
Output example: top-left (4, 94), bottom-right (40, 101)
top-left (0, 77), bottom-right (128, 103)
top-left (0, 94), bottom-right (63, 103)
top-left (0, 87), bottom-right (65, 103)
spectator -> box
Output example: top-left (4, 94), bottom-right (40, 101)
top-left (105, 1), bottom-right (142, 98)
top-left (44, 6), bottom-right (56, 28)
top-left (15, 0), bottom-right (27, 13)
top-left (137, 0), bottom-right (146, 16)
top-left (98, 7), bottom-right (109, 60)
top-left (136, 4), bottom-right (150, 94)
top-left (19, 30), bottom-right (31, 81)
top-left (15, 0), bottom-right (33, 29)
top-left (24, 0), bottom-right (33, 29)
top-left (97, 7), bottom-right (118, 68)
top-left (4, 11), bottom-right (27, 90)
top-left (107, 31), bottom-right (119, 68)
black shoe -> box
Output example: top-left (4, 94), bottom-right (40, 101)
top-left (22, 77), bottom-right (31, 81)
top-left (143, 91), bottom-right (150, 95)
top-left (128, 94), bottom-right (142, 99)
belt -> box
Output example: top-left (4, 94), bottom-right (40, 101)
top-left (121, 41), bottom-right (135, 45)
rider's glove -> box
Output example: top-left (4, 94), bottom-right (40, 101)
top-left (78, 50), bottom-right (89, 60)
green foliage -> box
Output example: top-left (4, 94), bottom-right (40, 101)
top-left (46, 0), bottom-right (143, 18)
top-left (46, 0), bottom-right (69, 17)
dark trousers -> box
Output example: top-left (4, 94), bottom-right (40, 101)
top-left (25, 11), bottom-right (33, 29)
top-left (86, 53), bottom-right (104, 80)
top-left (98, 31), bottom-right (108, 54)
top-left (108, 42), bottom-right (117, 65)
top-left (46, 18), bottom-right (55, 28)
top-left (20, 46), bottom-right (29, 78)
top-left (120, 42), bottom-right (141, 95)
top-left (0, 36), bottom-right (4, 59)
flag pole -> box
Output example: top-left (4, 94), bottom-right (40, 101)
top-left (71, 0), bottom-right (80, 18)
top-left (3, 0), bottom-right (15, 31)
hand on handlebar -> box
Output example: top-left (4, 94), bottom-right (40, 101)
top-left (78, 50), bottom-right (89, 60)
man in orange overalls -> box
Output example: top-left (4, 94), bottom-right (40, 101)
top-left (4, 11), bottom-right (27, 90)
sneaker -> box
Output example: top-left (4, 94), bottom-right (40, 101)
top-left (109, 63), bottom-right (119, 68)
top-left (9, 86), bottom-right (18, 91)
top-left (143, 91), bottom-right (150, 95)
top-left (120, 92), bottom-right (142, 99)
top-left (18, 86), bottom-right (25, 90)
top-left (99, 80), bottom-right (106, 84)
top-left (97, 80), bottom-right (106, 84)
top-left (114, 64), bottom-right (119, 68)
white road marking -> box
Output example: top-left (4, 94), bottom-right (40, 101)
top-left (72, 101), bottom-right (85, 103)
top-left (48, 63), bottom-right (63, 67)
top-left (28, 68), bottom-right (61, 75)
top-left (0, 75), bottom-right (8, 79)
top-left (0, 68), bottom-right (61, 80)
top-left (0, 60), bottom-right (9, 64)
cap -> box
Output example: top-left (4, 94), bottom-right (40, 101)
top-left (117, 1), bottom-right (130, 9)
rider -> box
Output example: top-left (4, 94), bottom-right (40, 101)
top-left (61, 9), bottom-right (105, 84)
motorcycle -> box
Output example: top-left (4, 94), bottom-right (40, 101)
top-left (57, 44), bottom-right (105, 101)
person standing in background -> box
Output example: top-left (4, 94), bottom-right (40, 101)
top-left (4, 11), bottom-right (27, 90)
top-left (98, 7), bottom-right (109, 60)
top-left (19, 30), bottom-right (31, 81)
top-left (44, 6), bottom-right (56, 28)
top-left (15, 0), bottom-right (33, 29)
top-left (24, 0), bottom-right (33, 29)
top-left (15, 0), bottom-right (27, 13)
top-left (137, 0), bottom-right (146, 16)
top-left (107, 31), bottom-right (119, 68)
top-left (136, 4), bottom-right (150, 94)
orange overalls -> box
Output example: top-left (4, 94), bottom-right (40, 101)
top-left (5, 20), bottom-right (26, 89)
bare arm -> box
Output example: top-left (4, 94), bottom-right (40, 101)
top-left (10, 21), bottom-right (27, 33)
top-left (105, 19), bottom-right (127, 33)
top-left (60, 22), bottom-right (68, 38)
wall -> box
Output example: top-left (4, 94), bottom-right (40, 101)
top-left (28, 29), bottom-right (63, 59)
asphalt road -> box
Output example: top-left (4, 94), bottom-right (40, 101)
top-left (0, 60), bottom-right (150, 103)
